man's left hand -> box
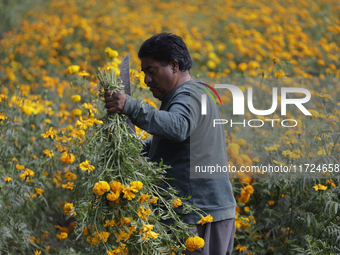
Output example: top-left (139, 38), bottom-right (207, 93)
top-left (104, 90), bottom-right (127, 114)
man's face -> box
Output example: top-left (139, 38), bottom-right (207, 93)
top-left (141, 57), bottom-right (177, 101)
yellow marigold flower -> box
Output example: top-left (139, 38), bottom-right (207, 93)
top-left (61, 152), bottom-right (75, 164)
top-left (67, 65), bottom-right (80, 75)
top-left (235, 244), bottom-right (249, 252)
top-left (149, 197), bottom-right (158, 204)
top-left (137, 193), bottom-right (151, 203)
top-left (244, 206), bottom-right (250, 212)
top-left (264, 144), bottom-right (280, 151)
top-left (137, 206), bottom-right (151, 221)
top-left (105, 47), bottom-right (118, 58)
top-left (313, 184), bottom-right (328, 191)
top-left (106, 192), bottom-right (120, 201)
top-left (16, 163), bottom-right (25, 170)
top-left (34, 250), bottom-right (41, 255)
top-left (197, 214), bottom-right (213, 225)
top-left (43, 149), bottom-right (54, 158)
top-left (35, 187), bottom-right (44, 196)
top-left (240, 178), bottom-right (252, 184)
top-left (99, 231), bottom-right (110, 242)
top-left (317, 59), bottom-right (326, 66)
top-left (79, 160), bottom-right (95, 172)
top-left (28, 237), bottom-right (36, 243)
top-left (110, 181), bottom-right (124, 193)
top-left (268, 200), bottom-right (275, 205)
top-left (55, 225), bottom-right (69, 233)
top-left (140, 224), bottom-right (154, 233)
top-left (64, 171), bottom-right (77, 180)
top-left (122, 187), bottom-right (136, 200)
top-left (130, 181), bottom-right (143, 192)
top-left (71, 95), bottom-right (81, 102)
top-left (273, 160), bottom-right (285, 166)
top-left (143, 230), bottom-right (160, 240)
top-left (64, 203), bottom-right (76, 217)
top-left (327, 180), bottom-right (336, 188)
top-left (83, 226), bottom-right (90, 235)
top-left (244, 185), bottom-right (254, 195)
top-left (226, 53), bottom-right (234, 59)
top-left (93, 181), bottom-right (110, 195)
top-left (207, 60), bottom-right (216, 70)
top-left (42, 231), bottom-right (49, 238)
top-left (12, 157), bottom-right (18, 161)
top-left (0, 112), bottom-right (5, 120)
top-left (19, 169), bottom-right (35, 180)
top-left (41, 127), bottom-right (57, 139)
top-left (171, 198), bottom-right (182, 208)
top-left (143, 98), bottom-right (158, 109)
top-left (318, 93), bottom-right (332, 100)
top-left (5, 176), bottom-right (12, 182)
top-left (78, 70), bottom-right (90, 77)
top-left (56, 232), bottom-right (68, 240)
top-left (107, 244), bottom-right (128, 255)
top-left (185, 236), bottom-right (205, 252)
top-left (62, 182), bottom-right (75, 190)
top-left (71, 108), bottom-right (82, 118)
top-left (103, 220), bottom-right (115, 227)
top-left (252, 157), bottom-right (260, 162)
top-left (236, 138), bottom-right (246, 146)
top-left (238, 192), bottom-right (250, 204)
top-left (248, 60), bottom-right (259, 69)
top-left (238, 62), bottom-right (248, 72)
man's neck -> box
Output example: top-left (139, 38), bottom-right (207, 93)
top-left (176, 71), bottom-right (192, 87)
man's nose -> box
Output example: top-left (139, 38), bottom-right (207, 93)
top-left (144, 74), bottom-right (152, 85)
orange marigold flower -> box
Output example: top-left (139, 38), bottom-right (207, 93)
top-left (62, 182), bottom-right (75, 190)
top-left (235, 244), bottom-right (249, 252)
top-left (56, 232), bottom-right (68, 240)
top-left (171, 198), bottom-right (182, 208)
top-left (35, 187), bottom-right (44, 196)
top-left (61, 152), bottom-right (75, 164)
top-left (197, 214), bottom-right (213, 225)
top-left (238, 62), bottom-right (248, 72)
top-left (149, 197), bottom-right (158, 204)
top-left (5, 176), bottom-right (12, 182)
top-left (41, 127), bottom-right (57, 139)
top-left (185, 236), bottom-right (205, 251)
top-left (93, 181), bottom-right (110, 195)
top-left (130, 181), bottom-right (143, 192)
top-left (79, 160), bottom-right (95, 172)
top-left (16, 163), bottom-right (25, 170)
top-left (64, 202), bottom-right (76, 217)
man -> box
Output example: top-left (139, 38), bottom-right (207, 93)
top-left (105, 33), bottom-right (236, 255)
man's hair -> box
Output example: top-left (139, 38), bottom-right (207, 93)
top-left (138, 33), bottom-right (193, 72)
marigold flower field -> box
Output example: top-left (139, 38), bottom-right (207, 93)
top-left (0, 0), bottom-right (340, 254)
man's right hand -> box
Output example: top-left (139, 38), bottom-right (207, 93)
top-left (104, 90), bottom-right (127, 114)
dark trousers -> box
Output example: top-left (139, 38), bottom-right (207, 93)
top-left (184, 218), bottom-right (235, 255)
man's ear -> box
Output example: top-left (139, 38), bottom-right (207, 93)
top-left (169, 59), bottom-right (179, 73)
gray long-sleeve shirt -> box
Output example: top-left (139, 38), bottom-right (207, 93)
top-left (122, 80), bottom-right (236, 224)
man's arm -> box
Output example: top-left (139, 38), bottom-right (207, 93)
top-left (122, 95), bottom-right (191, 142)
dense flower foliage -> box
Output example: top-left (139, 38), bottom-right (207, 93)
top-left (0, 0), bottom-right (339, 254)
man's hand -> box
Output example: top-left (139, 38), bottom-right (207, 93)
top-left (104, 90), bottom-right (127, 114)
